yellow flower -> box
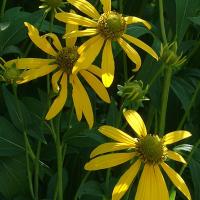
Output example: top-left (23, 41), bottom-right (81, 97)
top-left (14, 22), bottom-right (110, 128)
top-left (55, 0), bottom-right (158, 87)
top-left (85, 110), bottom-right (192, 200)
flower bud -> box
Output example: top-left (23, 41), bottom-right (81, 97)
top-left (39, 0), bottom-right (65, 13)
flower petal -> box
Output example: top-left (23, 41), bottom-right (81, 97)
top-left (122, 34), bottom-right (158, 60)
top-left (101, 39), bottom-right (115, 88)
top-left (117, 37), bottom-right (141, 71)
top-left (90, 142), bottom-right (135, 158)
top-left (68, 0), bottom-right (100, 19)
top-left (65, 23), bottom-right (78, 48)
top-left (163, 131), bottom-right (191, 145)
top-left (45, 73), bottom-right (68, 120)
top-left (73, 75), bottom-right (94, 128)
top-left (167, 150), bottom-right (186, 164)
top-left (24, 22), bottom-right (57, 57)
top-left (123, 110), bottom-right (147, 137)
top-left (80, 70), bottom-right (110, 103)
top-left (51, 70), bottom-right (63, 93)
top-left (14, 58), bottom-right (55, 69)
top-left (100, 0), bottom-right (111, 12)
top-left (98, 125), bottom-right (137, 144)
top-left (161, 162), bottom-right (191, 200)
top-left (112, 159), bottom-right (141, 200)
top-left (17, 65), bottom-right (57, 84)
top-left (124, 16), bottom-right (151, 30)
top-left (55, 12), bottom-right (98, 27)
top-left (84, 152), bottom-right (135, 170)
top-left (43, 33), bottom-right (62, 51)
top-left (64, 28), bottom-right (98, 39)
top-left (87, 65), bottom-right (102, 78)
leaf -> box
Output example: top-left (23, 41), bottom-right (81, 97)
top-left (0, 22), bottom-right (10, 31)
top-left (188, 16), bottom-right (200, 26)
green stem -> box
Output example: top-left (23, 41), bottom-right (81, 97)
top-left (34, 141), bottom-right (41, 200)
top-left (74, 172), bottom-right (91, 200)
top-left (178, 80), bottom-right (200, 129)
top-left (105, 168), bottom-right (111, 197)
top-left (0, 0), bottom-right (7, 19)
top-left (119, 0), bottom-right (123, 13)
top-left (158, 0), bottom-right (167, 44)
top-left (158, 67), bottom-right (172, 135)
top-left (123, 53), bottom-right (128, 82)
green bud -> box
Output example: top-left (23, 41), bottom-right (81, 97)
top-left (39, 0), bottom-right (65, 13)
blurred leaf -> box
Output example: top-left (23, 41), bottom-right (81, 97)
top-left (0, 22), bottom-right (10, 31)
top-left (1, 45), bottom-right (23, 56)
top-left (188, 16), bottom-right (200, 26)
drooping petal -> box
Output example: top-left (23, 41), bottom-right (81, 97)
top-left (64, 28), bottom-right (98, 39)
top-left (73, 75), bottom-right (93, 128)
top-left (161, 162), bottom-right (191, 200)
top-left (14, 58), bottom-right (55, 69)
top-left (123, 110), bottom-right (147, 138)
top-left (101, 39), bottom-right (115, 88)
top-left (90, 142), bottom-right (135, 158)
top-left (124, 16), bottom-right (151, 30)
top-left (167, 150), bottom-right (186, 164)
top-left (98, 125), bottom-right (137, 144)
top-left (55, 12), bottom-right (98, 27)
top-left (87, 65), bottom-right (102, 78)
top-left (45, 73), bottom-right (68, 120)
top-left (42, 33), bottom-right (62, 51)
top-left (80, 70), bottom-right (110, 103)
top-left (51, 70), bottom-right (63, 93)
top-left (68, 0), bottom-right (100, 19)
top-left (112, 159), bottom-right (141, 200)
top-left (84, 152), bottom-right (135, 170)
top-left (100, 0), bottom-right (111, 12)
top-left (17, 65), bottom-right (57, 84)
top-left (74, 35), bottom-right (104, 72)
top-left (122, 34), bottom-right (158, 60)
top-left (117, 37), bottom-right (141, 71)
top-left (154, 165), bottom-right (169, 200)
top-left (163, 131), bottom-right (191, 145)
top-left (65, 23), bottom-right (78, 48)
top-left (24, 22), bottom-right (57, 57)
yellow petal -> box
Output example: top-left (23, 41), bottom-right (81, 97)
top-left (117, 37), bottom-right (141, 71)
top-left (98, 125), bottom-right (137, 144)
top-left (17, 65), bottom-right (57, 84)
top-left (65, 23), bottom-right (78, 48)
top-left (51, 70), bottom-right (63, 93)
top-left (154, 165), bottom-right (169, 200)
top-left (101, 39), bottom-right (115, 88)
top-left (124, 16), bottom-right (151, 30)
top-left (90, 142), bottom-right (135, 158)
top-left (123, 110), bottom-right (147, 137)
top-left (68, 0), bottom-right (100, 19)
top-left (64, 28), bottom-right (98, 39)
top-left (74, 35), bottom-right (104, 71)
top-left (84, 152), bottom-right (135, 170)
top-left (80, 70), bottom-right (110, 103)
top-left (71, 77), bottom-right (83, 121)
top-left (42, 33), bottom-right (62, 51)
top-left (55, 12), bottom-right (98, 27)
top-left (87, 65), bottom-right (102, 78)
top-left (163, 131), bottom-right (191, 145)
top-left (161, 162), bottom-right (191, 200)
top-left (100, 0), bottom-right (111, 12)
top-left (112, 159), bottom-right (141, 200)
top-left (167, 150), bottom-right (186, 164)
top-left (122, 34), bottom-right (158, 60)
top-left (73, 75), bottom-right (93, 128)
top-left (13, 58), bottom-right (55, 69)
top-left (45, 73), bottom-right (68, 120)
top-left (24, 22), bottom-right (57, 57)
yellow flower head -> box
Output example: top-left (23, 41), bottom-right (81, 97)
top-left (14, 22), bottom-right (110, 128)
top-left (55, 0), bottom-right (159, 87)
top-left (85, 110), bottom-right (192, 200)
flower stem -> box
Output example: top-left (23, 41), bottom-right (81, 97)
top-left (159, 0), bottom-right (167, 44)
top-left (158, 66), bottom-right (172, 135)
top-left (178, 80), bottom-right (200, 129)
top-left (0, 0), bottom-right (7, 19)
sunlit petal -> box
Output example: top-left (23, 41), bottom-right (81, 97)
top-left (167, 150), bottom-right (186, 164)
top-left (100, 0), bottom-right (111, 12)
top-left (43, 33), bottom-right (62, 51)
top-left (65, 24), bottom-right (78, 48)
top-left (86, 65), bottom-right (102, 78)
top-left (51, 70), bottom-right (63, 93)
top-left (124, 16), bottom-right (151, 29)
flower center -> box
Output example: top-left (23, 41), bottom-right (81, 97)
top-left (56, 47), bottom-right (79, 74)
top-left (136, 135), bottom-right (166, 164)
top-left (97, 11), bottom-right (126, 40)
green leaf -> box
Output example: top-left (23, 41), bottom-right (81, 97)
top-left (188, 16), bottom-right (200, 26)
